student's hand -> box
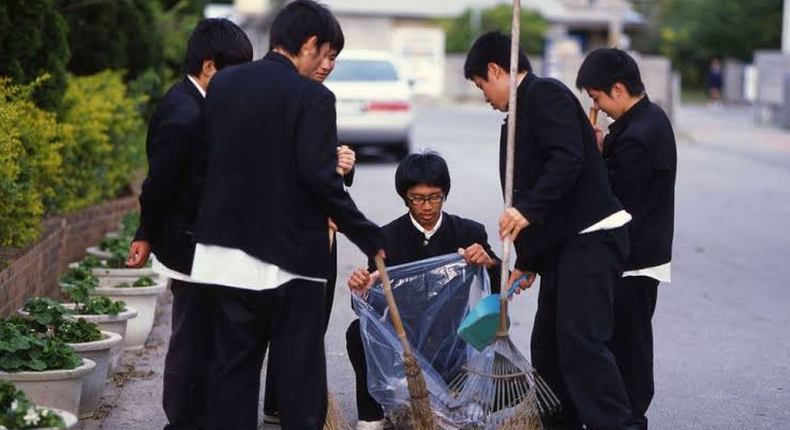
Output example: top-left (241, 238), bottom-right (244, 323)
top-left (507, 269), bottom-right (536, 300)
top-left (348, 268), bottom-right (379, 293)
top-left (126, 240), bottom-right (151, 268)
top-left (593, 126), bottom-right (604, 153)
top-left (458, 244), bottom-right (495, 268)
top-left (337, 145), bottom-right (355, 175)
top-left (499, 208), bottom-right (530, 241)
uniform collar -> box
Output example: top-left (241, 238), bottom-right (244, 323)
top-left (609, 95), bottom-right (650, 135)
top-left (264, 51), bottom-right (299, 73)
top-left (409, 212), bottom-right (443, 240)
top-left (186, 75), bottom-right (206, 98)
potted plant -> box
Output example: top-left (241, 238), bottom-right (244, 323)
top-left (92, 276), bottom-right (166, 351)
top-left (0, 381), bottom-right (78, 429)
top-left (17, 299), bottom-right (121, 418)
top-left (56, 271), bottom-right (137, 368)
top-left (0, 321), bottom-right (95, 416)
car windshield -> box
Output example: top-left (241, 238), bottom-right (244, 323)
top-left (327, 59), bottom-right (399, 82)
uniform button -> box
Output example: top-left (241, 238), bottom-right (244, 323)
top-left (423, 240), bottom-right (429, 246)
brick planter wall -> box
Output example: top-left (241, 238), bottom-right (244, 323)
top-left (0, 196), bottom-right (139, 317)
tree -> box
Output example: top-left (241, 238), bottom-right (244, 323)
top-left (0, 0), bottom-right (70, 111)
top-left (636, 0), bottom-right (782, 87)
top-left (61, 0), bottom-right (164, 81)
top-left (442, 6), bottom-right (548, 55)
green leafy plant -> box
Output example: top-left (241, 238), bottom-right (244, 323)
top-left (60, 264), bottom-right (99, 286)
top-left (21, 298), bottom-right (67, 334)
top-left (119, 211), bottom-right (140, 239)
top-left (56, 318), bottom-right (102, 344)
top-left (21, 299), bottom-right (102, 344)
top-left (0, 321), bottom-right (81, 372)
top-left (0, 381), bottom-right (66, 429)
top-left (78, 297), bottom-right (126, 316)
top-left (133, 276), bottom-right (155, 287)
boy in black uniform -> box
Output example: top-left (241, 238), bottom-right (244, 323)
top-left (577, 48), bottom-right (677, 430)
top-left (345, 152), bottom-right (500, 430)
top-left (465, 31), bottom-right (639, 430)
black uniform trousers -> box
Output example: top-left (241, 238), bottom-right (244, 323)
top-left (531, 227), bottom-right (635, 430)
top-left (345, 318), bottom-right (385, 421)
top-left (263, 244), bottom-right (338, 416)
top-left (204, 279), bottom-right (327, 430)
top-left (609, 276), bottom-right (659, 430)
top-left (163, 280), bottom-right (216, 430)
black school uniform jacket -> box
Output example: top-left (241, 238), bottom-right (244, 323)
top-left (134, 78), bottom-right (205, 274)
top-left (193, 52), bottom-right (383, 279)
top-left (602, 96), bottom-right (676, 270)
top-left (368, 213), bottom-right (502, 291)
top-left (501, 73), bottom-right (624, 273)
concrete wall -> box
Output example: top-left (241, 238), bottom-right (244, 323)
top-left (724, 58), bottom-right (747, 105)
top-left (754, 51), bottom-right (790, 125)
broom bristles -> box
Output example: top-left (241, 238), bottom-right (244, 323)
top-left (403, 353), bottom-right (437, 430)
top-left (324, 392), bottom-right (352, 430)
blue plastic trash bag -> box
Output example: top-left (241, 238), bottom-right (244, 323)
top-left (351, 253), bottom-right (492, 428)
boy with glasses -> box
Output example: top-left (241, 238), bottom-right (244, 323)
top-left (344, 151), bottom-right (500, 430)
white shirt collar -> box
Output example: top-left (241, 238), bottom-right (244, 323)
top-left (187, 75), bottom-right (206, 98)
top-left (409, 213), bottom-right (443, 240)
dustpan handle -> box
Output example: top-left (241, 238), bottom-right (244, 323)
top-left (499, 0), bottom-right (522, 336)
top-left (375, 255), bottom-right (413, 356)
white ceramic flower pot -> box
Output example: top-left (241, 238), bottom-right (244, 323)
top-left (38, 407), bottom-right (79, 429)
top-left (0, 359), bottom-right (95, 416)
top-left (67, 331), bottom-right (123, 418)
top-left (67, 262), bottom-right (158, 279)
top-left (92, 281), bottom-right (167, 351)
top-left (59, 305), bottom-right (137, 371)
top-left (85, 246), bottom-right (112, 260)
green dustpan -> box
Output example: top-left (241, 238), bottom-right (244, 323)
top-left (458, 275), bottom-right (528, 351)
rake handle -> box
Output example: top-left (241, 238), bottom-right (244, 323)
top-left (499, 0), bottom-right (522, 334)
top-left (375, 255), bottom-right (413, 356)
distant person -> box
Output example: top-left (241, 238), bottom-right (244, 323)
top-left (708, 58), bottom-right (723, 109)
top-left (577, 48), bottom-right (677, 430)
top-left (125, 18), bottom-right (253, 430)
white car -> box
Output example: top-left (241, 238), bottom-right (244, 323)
top-left (324, 50), bottom-right (414, 159)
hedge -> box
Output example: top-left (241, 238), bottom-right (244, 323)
top-left (0, 72), bottom-right (146, 249)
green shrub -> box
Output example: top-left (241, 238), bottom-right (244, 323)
top-left (56, 71), bottom-right (146, 212)
top-left (56, 318), bottom-right (102, 344)
top-left (0, 381), bottom-right (67, 428)
top-left (0, 77), bottom-right (67, 248)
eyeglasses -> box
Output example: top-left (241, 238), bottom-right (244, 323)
top-left (406, 194), bottom-right (445, 205)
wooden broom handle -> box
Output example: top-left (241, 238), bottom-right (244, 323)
top-left (374, 255), bottom-right (413, 356)
top-left (499, 0), bottom-right (522, 334)
top-left (329, 146), bottom-right (348, 249)
top-left (589, 107), bottom-right (598, 126)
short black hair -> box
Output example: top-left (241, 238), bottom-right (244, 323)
top-left (184, 18), bottom-right (253, 75)
top-left (395, 151), bottom-right (451, 203)
top-left (464, 31), bottom-right (531, 81)
top-left (269, 0), bottom-right (337, 56)
top-left (576, 48), bottom-right (645, 97)
top-left (329, 14), bottom-right (344, 53)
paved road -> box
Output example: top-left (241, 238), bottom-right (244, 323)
top-left (80, 103), bottom-right (790, 430)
